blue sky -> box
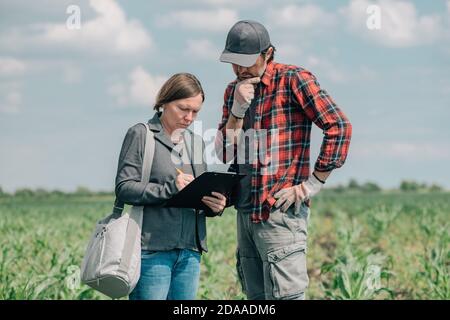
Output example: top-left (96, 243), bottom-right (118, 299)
top-left (0, 0), bottom-right (449, 192)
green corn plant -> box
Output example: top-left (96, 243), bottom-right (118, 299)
top-left (366, 205), bottom-right (401, 241)
top-left (321, 251), bottom-right (394, 300)
top-left (416, 229), bottom-right (450, 299)
top-left (335, 214), bottom-right (363, 251)
top-left (321, 214), bottom-right (394, 300)
top-left (418, 206), bottom-right (450, 244)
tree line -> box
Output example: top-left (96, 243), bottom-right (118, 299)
top-left (0, 180), bottom-right (446, 198)
top-left (325, 179), bottom-right (445, 193)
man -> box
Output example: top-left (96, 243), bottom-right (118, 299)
top-left (215, 20), bottom-right (352, 300)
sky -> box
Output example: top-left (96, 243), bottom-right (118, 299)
top-left (0, 0), bottom-right (449, 192)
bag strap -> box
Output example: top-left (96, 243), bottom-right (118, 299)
top-left (112, 123), bottom-right (155, 215)
top-left (118, 123), bottom-right (155, 276)
top-left (129, 122), bottom-right (154, 226)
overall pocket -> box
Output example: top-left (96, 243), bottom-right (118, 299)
top-left (267, 242), bottom-right (309, 299)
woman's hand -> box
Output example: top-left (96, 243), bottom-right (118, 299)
top-left (201, 192), bottom-right (227, 214)
top-left (175, 171), bottom-right (194, 191)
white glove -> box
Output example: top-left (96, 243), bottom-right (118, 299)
top-left (302, 173), bottom-right (324, 199)
top-left (274, 173), bottom-right (325, 213)
top-left (231, 77), bottom-right (260, 118)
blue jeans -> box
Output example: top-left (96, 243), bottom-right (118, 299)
top-left (129, 249), bottom-right (201, 300)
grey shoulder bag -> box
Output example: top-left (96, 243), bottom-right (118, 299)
top-left (80, 123), bottom-right (154, 299)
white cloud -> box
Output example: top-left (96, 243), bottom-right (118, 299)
top-left (303, 55), bottom-right (378, 84)
top-left (0, 57), bottom-right (26, 76)
top-left (276, 43), bottom-right (303, 61)
top-left (109, 66), bottom-right (167, 107)
top-left (1, 0), bottom-right (152, 55)
top-left (354, 142), bottom-right (450, 160)
top-left (267, 4), bottom-right (337, 29)
top-left (185, 39), bottom-right (220, 61)
top-left (342, 0), bottom-right (443, 47)
top-left (0, 57), bottom-right (85, 85)
top-left (0, 57), bottom-right (26, 114)
top-left (306, 55), bottom-right (348, 84)
top-left (0, 82), bottom-right (22, 114)
top-left (157, 8), bottom-right (238, 32)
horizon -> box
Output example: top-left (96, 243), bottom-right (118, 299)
top-left (1, 177), bottom-right (448, 194)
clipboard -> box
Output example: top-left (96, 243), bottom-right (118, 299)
top-left (165, 171), bottom-right (246, 210)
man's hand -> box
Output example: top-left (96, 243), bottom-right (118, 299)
top-left (231, 77), bottom-right (260, 118)
top-left (273, 173), bottom-right (325, 213)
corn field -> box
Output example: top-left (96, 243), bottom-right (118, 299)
top-left (0, 192), bottom-right (448, 300)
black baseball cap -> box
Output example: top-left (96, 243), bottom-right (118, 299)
top-left (220, 20), bottom-right (271, 67)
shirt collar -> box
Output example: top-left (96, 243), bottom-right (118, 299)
top-left (261, 61), bottom-right (275, 87)
top-left (147, 112), bottom-right (163, 132)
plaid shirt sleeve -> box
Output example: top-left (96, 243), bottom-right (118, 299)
top-left (290, 70), bottom-right (352, 172)
top-left (215, 83), bottom-right (237, 163)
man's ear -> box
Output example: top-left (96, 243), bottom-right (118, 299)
top-left (265, 47), bottom-right (273, 62)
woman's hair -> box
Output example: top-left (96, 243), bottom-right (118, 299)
top-left (154, 73), bottom-right (205, 112)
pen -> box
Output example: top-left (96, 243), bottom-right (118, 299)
top-left (175, 168), bottom-right (184, 175)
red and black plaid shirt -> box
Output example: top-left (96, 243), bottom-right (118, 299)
top-left (216, 61), bottom-right (352, 222)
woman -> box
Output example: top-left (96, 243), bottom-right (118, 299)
top-left (115, 73), bottom-right (227, 300)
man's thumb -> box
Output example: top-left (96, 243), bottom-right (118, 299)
top-left (242, 77), bottom-right (261, 85)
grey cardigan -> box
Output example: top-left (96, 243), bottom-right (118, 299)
top-left (115, 113), bottom-right (209, 253)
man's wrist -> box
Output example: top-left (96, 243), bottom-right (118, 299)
top-left (303, 173), bottom-right (324, 198)
top-left (230, 109), bottom-right (244, 119)
top-left (312, 169), bottom-right (331, 183)
top-left (312, 172), bottom-right (326, 184)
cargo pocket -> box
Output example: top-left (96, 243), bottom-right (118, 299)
top-left (236, 249), bottom-right (247, 295)
top-left (267, 242), bottom-right (309, 299)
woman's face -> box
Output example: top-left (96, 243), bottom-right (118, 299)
top-left (160, 93), bottom-right (203, 134)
